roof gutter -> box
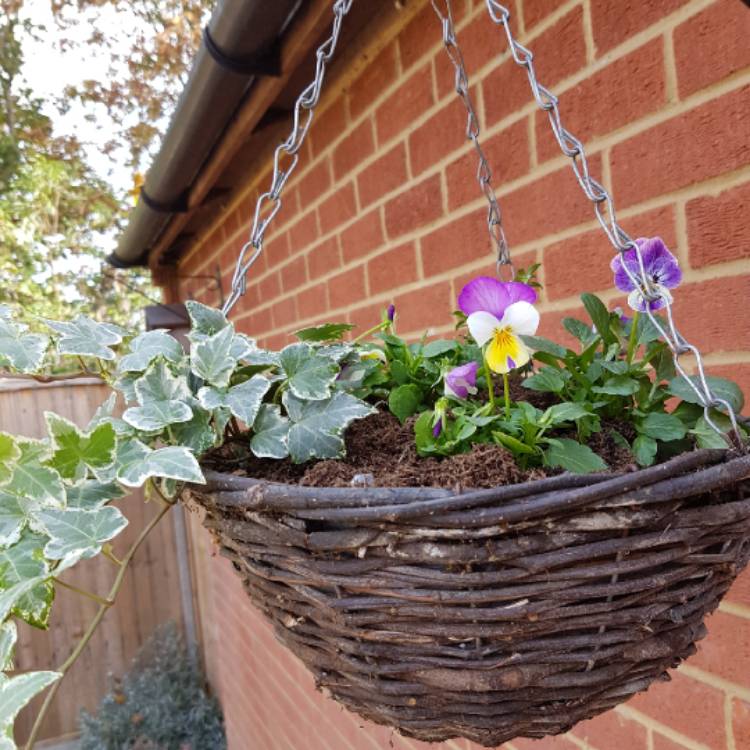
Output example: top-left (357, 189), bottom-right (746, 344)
top-left (109, 0), bottom-right (301, 268)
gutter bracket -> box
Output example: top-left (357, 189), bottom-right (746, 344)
top-left (203, 26), bottom-right (282, 77)
top-left (140, 186), bottom-right (191, 214)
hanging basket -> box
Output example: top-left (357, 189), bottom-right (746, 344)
top-left (184, 448), bottom-right (750, 746)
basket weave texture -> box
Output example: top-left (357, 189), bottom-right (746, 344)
top-left (186, 448), bottom-right (750, 746)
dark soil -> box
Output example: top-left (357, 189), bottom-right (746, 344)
top-left (206, 408), bottom-right (637, 491)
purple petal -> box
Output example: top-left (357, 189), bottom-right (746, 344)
top-left (445, 361), bottom-right (478, 399)
top-left (432, 420), bottom-right (442, 438)
top-left (458, 277), bottom-right (511, 318)
top-left (504, 281), bottom-right (537, 305)
top-left (507, 356), bottom-right (516, 370)
top-left (638, 237), bottom-right (682, 289)
top-left (386, 304), bottom-right (396, 322)
top-left (610, 251), bottom-right (639, 293)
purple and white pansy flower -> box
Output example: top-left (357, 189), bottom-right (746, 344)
top-left (458, 277), bottom-right (540, 374)
top-left (610, 237), bottom-right (682, 312)
top-left (444, 361), bottom-right (479, 399)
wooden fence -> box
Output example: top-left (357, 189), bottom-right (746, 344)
top-left (0, 378), bottom-right (193, 747)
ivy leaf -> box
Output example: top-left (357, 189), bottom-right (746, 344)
top-left (231, 333), bottom-right (258, 361)
top-left (541, 402), bottom-right (591, 427)
top-left (36, 506), bottom-right (128, 560)
top-left (0, 435), bottom-right (19, 486)
top-left (0, 575), bottom-right (49, 622)
top-left (523, 367), bottom-right (567, 393)
top-left (122, 360), bottom-right (193, 431)
top-left (198, 375), bottom-right (271, 425)
top-left (521, 336), bottom-right (568, 360)
top-left (0, 532), bottom-right (54, 628)
top-left (283, 391), bottom-right (374, 463)
top-left (0, 318), bottom-right (48, 373)
top-left (388, 384), bottom-right (422, 423)
top-left (591, 376), bottom-right (640, 396)
top-left (581, 293), bottom-right (614, 344)
top-left (116, 440), bottom-right (205, 487)
top-left (190, 325), bottom-right (237, 388)
top-left (5, 441), bottom-right (64, 508)
top-left (0, 621), bottom-right (16, 670)
top-left (113, 372), bottom-right (139, 404)
top-left (118, 330), bottom-right (184, 372)
top-left (250, 405), bottom-right (290, 459)
top-left (185, 300), bottom-right (229, 340)
top-left (668, 375), bottom-right (745, 414)
top-left (243, 349), bottom-right (281, 367)
top-left (279, 343), bottom-right (339, 401)
top-left (0, 493), bottom-right (28, 548)
top-left (44, 316), bottom-right (125, 361)
top-left (633, 434), bottom-right (658, 466)
top-left (0, 670), bottom-right (61, 738)
top-left (544, 438), bottom-right (608, 474)
top-left (638, 413), bottom-right (687, 441)
top-left (294, 323), bottom-right (354, 342)
top-left (45, 413), bottom-right (116, 482)
top-left (170, 405), bottom-right (218, 455)
top-left (65, 480), bottom-right (127, 510)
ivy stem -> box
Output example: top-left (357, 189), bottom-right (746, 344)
top-left (626, 311), bottom-right (640, 364)
top-left (352, 321), bottom-right (387, 344)
top-left (52, 578), bottom-right (112, 607)
top-left (502, 373), bottom-right (511, 420)
top-left (101, 547), bottom-right (124, 567)
top-left (24, 501), bottom-right (173, 750)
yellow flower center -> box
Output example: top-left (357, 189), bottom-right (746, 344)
top-left (485, 325), bottom-right (528, 374)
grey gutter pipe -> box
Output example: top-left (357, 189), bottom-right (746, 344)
top-left (109, 0), bottom-right (301, 268)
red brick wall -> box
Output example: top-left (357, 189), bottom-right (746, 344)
top-left (177, 1), bottom-right (750, 748)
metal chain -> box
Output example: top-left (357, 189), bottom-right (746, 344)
top-left (483, 0), bottom-right (744, 448)
top-left (431, 0), bottom-right (512, 277)
top-left (223, 0), bottom-right (354, 316)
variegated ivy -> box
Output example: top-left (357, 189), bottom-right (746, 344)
top-left (0, 301), bottom-right (374, 748)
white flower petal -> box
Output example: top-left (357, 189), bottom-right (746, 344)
top-left (467, 311), bottom-right (501, 347)
top-left (499, 301), bottom-right (540, 336)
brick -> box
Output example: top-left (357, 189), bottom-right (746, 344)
top-left (627, 670), bottom-right (727, 748)
top-left (674, 1), bottom-right (750, 98)
top-left (258, 270), bottom-right (281, 301)
top-left (591, 0), bottom-right (689, 55)
top-left (347, 300), bottom-right (383, 334)
top-left (357, 142), bottom-right (408, 207)
top-left (421, 209), bottom-right (492, 277)
top-left (307, 236), bottom-right (340, 280)
top-left (333, 118), bottom-right (375, 181)
top-left (500, 153), bottom-right (603, 246)
top-left (535, 38), bottom-right (666, 163)
top-left (297, 282), bottom-right (330, 320)
top-left (686, 181), bottom-right (750, 268)
top-left (692, 609), bottom-right (750, 687)
top-left (309, 97), bottom-right (347, 158)
top-left (509, 734), bottom-right (580, 749)
top-left (376, 63), bottom-right (434, 146)
top-left (287, 210), bottom-right (318, 254)
top-left (483, 56), bottom-right (534, 127)
top-left (394, 279), bottom-right (452, 333)
top-left (398, 1), bottom-right (470, 72)
top-left (384, 173), bottom-right (443, 238)
top-left (409, 97), bottom-right (468, 177)
top-left (349, 42), bottom-right (398, 119)
top-left (733, 697), bottom-right (750, 750)
top-left (279, 254), bottom-right (307, 293)
top-left (611, 85), bottom-right (750, 208)
top-left (270, 294), bottom-right (298, 330)
top-left (368, 241), bottom-right (419, 296)
top-left (446, 118), bottom-right (530, 210)
top-left (523, 0), bottom-right (567, 30)
top-left (574, 710), bottom-right (648, 750)
top-left (651, 735), bottom-right (692, 750)
top-left (725, 567), bottom-right (750, 610)
top-left (539, 306), bottom-right (584, 349)
top-left (297, 158), bottom-right (332, 207)
top-left (317, 181), bottom-right (357, 236)
top-left (530, 6), bottom-right (587, 87)
top-left (340, 209), bottom-right (384, 263)
top-left (327, 264), bottom-right (365, 310)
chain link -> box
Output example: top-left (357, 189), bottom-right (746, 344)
top-left (223, 0), bottom-right (354, 316)
top-left (431, 0), bottom-right (512, 275)
top-left (483, 0), bottom-right (743, 447)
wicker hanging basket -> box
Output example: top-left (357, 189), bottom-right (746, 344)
top-left (184, 449), bottom-right (750, 746)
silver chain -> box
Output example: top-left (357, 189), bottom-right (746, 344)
top-left (223, 0), bottom-right (354, 317)
top-left (483, 0), bottom-right (743, 447)
top-left (431, 0), bottom-right (512, 276)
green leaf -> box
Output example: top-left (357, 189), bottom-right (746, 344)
top-left (591, 376), bottom-right (640, 396)
top-left (0, 670), bottom-right (61, 736)
top-left (5, 441), bottom-right (64, 508)
top-left (36, 506), bottom-right (128, 560)
top-left (0, 621), bottom-right (16, 671)
top-left (633, 434), bottom-right (658, 467)
top-left (635, 313), bottom-right (667, 345)
top-left (0, 531), bottom-right (54, 628)
top-left (170, 406), bottom-right (217, 455)
top-left (388, 384), bottom-right (422, 423)
top-left (668, 375), bottom-right (745, 414)
top-left (279, 343), bottom-right (339, 401)
top-left (283, 391), bottom-right (374, 463)
top-left (422, 339), bottom-right (457, 358)
top-left (690, 413), bottom-right (740, 449)
top-left (581, 293), bottom-right (613, 343)
top-left (522, 367), bottom-right (566, 393)
top-left (521, 336), bottom-right (568, 359)
top-left (250, 405), bottom-right (290, 459)
top-left (0, 493), bottom-right (27, 549)
top-left (600, 361), bottom-right (630, 375)
top-left (638, 413), bottom-right (687, 441)
top-left (294, 323), bottom-right (354, 342)
top-left (65, 481), bottom-right (127, 510)
top-left (0, 318), bottom-right (48, 373)
top-left (0, 576), bottom-right (49, 622)
top-left (230, 333), bottom-right (259, 361)
top-left (493, 431), bottom-right (536, 455)
top-left (198, 375), bottom-right (271, 425)
top-left (541, 402), bottom-right (591, 427)
top-left (0, 435), bottom-right (19, 486)
top-left (544, 438), bottom-right (608, 474)
top-left (562, 317), bottom-right (596, 344)
top-left (115, 441), bottom-right (205, 487)
top-left (44, 316), bottom-right (124, 361)
top-left (122, 360), bottom-right (193, 431)
top-left (119, 330), bottom-right (184, 372)
top-left (185, 300), bottom-right (230, 340)
top-left (190, 325), bottom-right (237, 388)
top-left (45, 413), bottom-right (116, 481)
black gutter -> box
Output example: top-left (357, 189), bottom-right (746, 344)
top-left (109, 0), bottom-right (301, 268)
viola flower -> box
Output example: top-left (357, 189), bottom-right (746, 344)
top-left (444, 362), bottom-right (478, 399)
top-left (458, 277), bottom-right (540, 374)
top-left (610, 237), bottom-right (682, 312)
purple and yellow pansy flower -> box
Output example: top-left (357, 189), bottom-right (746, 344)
top-left (458, 277), bottom-right (540, 374)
